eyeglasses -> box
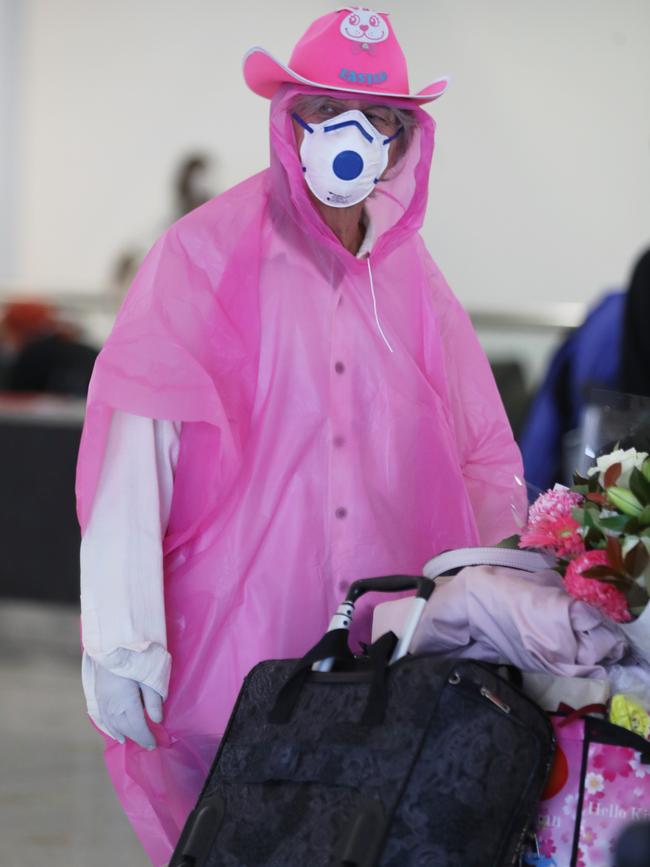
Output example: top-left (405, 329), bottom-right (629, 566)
top-left (300, 99), bottom-right (401, 137)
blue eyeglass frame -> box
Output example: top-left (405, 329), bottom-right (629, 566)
top-left (292, 113), bottom-right (404, 146)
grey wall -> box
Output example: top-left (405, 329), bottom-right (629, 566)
top-left (5, 1), bottom-right (650, 308)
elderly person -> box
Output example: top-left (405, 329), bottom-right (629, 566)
top-left (77, 8), bottom-right (525, 865)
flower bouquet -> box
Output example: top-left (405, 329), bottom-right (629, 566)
top-left (518, 447), bottom-right (650, 658)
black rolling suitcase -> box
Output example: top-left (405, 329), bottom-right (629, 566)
top-left (170, 571), bottom-right (555, 867)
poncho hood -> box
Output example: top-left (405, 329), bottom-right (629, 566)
top-left (267, 85), bottom-right (436, 267)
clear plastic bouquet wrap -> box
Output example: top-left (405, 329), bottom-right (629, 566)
top-left (519, 390), bottom-right (650, 659)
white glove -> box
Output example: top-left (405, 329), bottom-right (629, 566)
top-left (94, 664), bottom-right (164, 749)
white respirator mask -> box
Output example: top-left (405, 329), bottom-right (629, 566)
top-left (293, 109), bottom-right (402, 208)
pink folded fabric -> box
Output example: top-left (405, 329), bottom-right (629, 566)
top-left (402, 565), bottom-right (628, 677)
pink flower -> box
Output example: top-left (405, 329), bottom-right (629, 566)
top-left (529, 487), bottom-right (584, 527)
top-left (616, 780), bottom-right (646, 812)
top-left (520, 515), bottom-right (585, 558)
top-left (538, 831), bottom-right (557, 858)
top-left (591, 744), bottom-right (634, 782)
top-left (563, 550), bottom-right (632, 623)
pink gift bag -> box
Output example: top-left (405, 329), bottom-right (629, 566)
top-left (524, 713), bottom-right (650, 866)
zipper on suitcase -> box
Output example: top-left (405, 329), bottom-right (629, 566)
top-left (448, 670), bottom-right (511, 715)
top-left (447, 669), bottom-right (554, 867)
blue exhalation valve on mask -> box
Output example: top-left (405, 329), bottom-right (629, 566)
top-left (294, 109), bottom-right (400, 208)
top-left (333, 150), bottom-right (364, 181)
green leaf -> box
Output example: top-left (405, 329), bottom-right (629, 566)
top-left (582, 522), bottom-right (606, 547)
top-left (607, 487), bottom-right (644, 517)
top-left (496, 534), bottom-right (521, 549)
top-left (630, 468), bottom-right (650, 506)
top-left (580, 509), bottom-right (596, 529)
top-left (585, 530), bottom-right (606, 549)
top-left (597, 515), bottom-right (630, 533)
top-left (642, 458), bottom-right (650, 484)
top-left (572, 507), bottom-right (585, 525)
top-left (573, 473), bottom-right (590, 486)
top-left (625, 582), bottom-right (650, 609)
top-left (582, 508), bottom-right (599, 530)
top-left (638, 506), bottom-right (650, 527)
top-left (588, 475), bottom-right (602, 493)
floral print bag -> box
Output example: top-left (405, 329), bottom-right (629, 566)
top-left (525, 713), bottom-right (650, 866)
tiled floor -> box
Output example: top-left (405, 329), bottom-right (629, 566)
top-left (0, 601), bottom-right (150, 866)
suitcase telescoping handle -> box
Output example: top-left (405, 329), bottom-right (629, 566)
top-left (315, 574), bottom-right (435, 672)
top-left (346, 574), bottom-right (434, 601)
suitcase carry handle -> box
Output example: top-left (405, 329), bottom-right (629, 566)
top-left (269, 575), bottom-right (434, 727)
top-left (268, 628), bottom-right (398, 727)
top-left (423, 546), bottom-right (555, 579)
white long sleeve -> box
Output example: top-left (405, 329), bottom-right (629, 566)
top-left (80, 411), bottom-right (181, 728)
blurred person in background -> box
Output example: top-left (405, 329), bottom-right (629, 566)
top-left (518, 290), bottom-right (624, 491)
top-left (613, 821), bottom-right (650, 867)
top-left (0, 300), bottom-right (97, 397)
top-left (76, 8), bottom-right (526, 863)
top-left (620, 247), bottom-right (650, 398)
top-left (109, 151), bottom-right (217, 298)
top-left (519, 245), bottom-right (650, 491)
top-left (173, 152), bottom-right (215, 218)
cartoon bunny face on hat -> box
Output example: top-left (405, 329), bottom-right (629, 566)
top-left (339, 8), bottom-right (389, 43)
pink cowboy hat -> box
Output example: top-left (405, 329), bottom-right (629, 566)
top-left (243, 7), bottom-right (448, 104)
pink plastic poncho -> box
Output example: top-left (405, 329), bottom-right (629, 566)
top-left (76, 84), bottom-right (524, 865)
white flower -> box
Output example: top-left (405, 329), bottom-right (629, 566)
top-left (585, 772), bottom-right (605, 795)
top-left (630, 755), bottom-right (650, 778)
top-left (589, 448), bottom-right (648, 488)
top-left (563, 792), bottom-right (578, 815)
